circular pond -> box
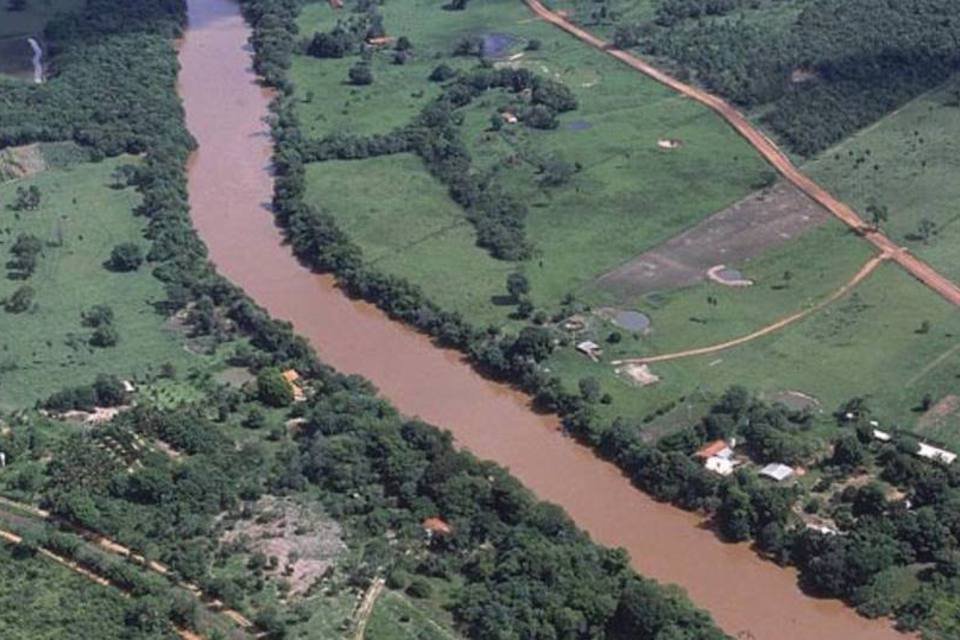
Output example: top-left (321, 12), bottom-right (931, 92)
top-left (612, 310), bottom-right (651, 332)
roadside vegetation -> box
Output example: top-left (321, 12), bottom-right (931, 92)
top-left (560, 0), bottom-right (960, 157)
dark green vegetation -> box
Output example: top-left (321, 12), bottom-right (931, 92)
top-left (0, 543), bottom-right (178, 640)
top-left (599, 386), bottom-right (960, 638)
top-left (569, 0), bottom-right (960, 156)
top-left (0, 0), bottom-right (733, 638)
top-left (257, 0), bottom-right (960, 636)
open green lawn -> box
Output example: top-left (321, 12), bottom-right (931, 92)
top-left (297, 0), bottom-right (771, 321)
top-left (0, 157), bottom-right (202, 409)
top-left (805, 74), bottom-right (960, 283)
top-left (0, 544), bottom-right (163, 640)
top-left (365, 590), bottom-right (460, 640)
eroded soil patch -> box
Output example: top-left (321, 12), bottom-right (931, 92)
top-left (595, 181), bottom-right (831, 299)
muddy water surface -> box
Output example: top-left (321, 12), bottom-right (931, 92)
top-left (178, 2), bottom-right (906, 638)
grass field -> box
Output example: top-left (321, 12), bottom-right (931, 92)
top-left (296, 0), bottom-right (771, 321)
top-left (805, 74), bottom-right (960, 283)
top-left (0, 155), bottom-right (202, 409)
top-left (0, 544), bottom-right (165, 640)
top-left (365, 590), bottom-right (460, 640)
top-left (547, 261), bottom-right (960, 447)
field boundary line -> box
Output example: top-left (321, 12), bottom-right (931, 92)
top-left (523, 0), bottom-right (960, 307)
top-left (613, 253), bottom-right (887, 366)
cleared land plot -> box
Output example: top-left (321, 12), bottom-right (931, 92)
top-left (805, 75), bottom-right (960, 283)
top-left (595, 180), bottom-right (831, 297)
top-left (0, 157), bottom-right (200, 408)
top-left (547, 263), bottom-right (960, 448)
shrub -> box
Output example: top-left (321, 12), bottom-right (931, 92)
top-left (257, 367), bottom-right (294, 407)
top-left (108, 243), bottom-right (144, 272)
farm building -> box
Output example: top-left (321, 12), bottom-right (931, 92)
top-left (759, 463), bottom-right (795, 482)
top-left (695, 440), bottom-right (734, 460)
top-left (917, 443), bottom-right (957, 465)
top-left (422, 517), bottom-right (453, 537)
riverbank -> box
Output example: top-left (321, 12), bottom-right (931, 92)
top-left (177, 0), bottom-right (907, 637)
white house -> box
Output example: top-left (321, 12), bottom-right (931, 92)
top-left (705, 456), bottom-right (735, 476)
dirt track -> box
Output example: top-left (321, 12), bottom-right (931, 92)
top-left (613, 253), bottom-right (888, 365)
top-left (523, 0), bottom-right (960, 307)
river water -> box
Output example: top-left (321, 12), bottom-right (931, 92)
top-left (177, 1), bottom-right (906, 638)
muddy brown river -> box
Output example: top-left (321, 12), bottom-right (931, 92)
top-left (178, 1), bottom-right (906, 638)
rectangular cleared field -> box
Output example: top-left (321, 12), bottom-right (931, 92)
top-left (0, 155), bottom-right (201, 408)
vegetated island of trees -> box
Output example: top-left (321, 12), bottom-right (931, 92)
top-left (250, 0), bottom-right (960, 635)
top-left (602, 0), bottom-right (960, 156)
top-left (0, 0), bottom-right (732, 638)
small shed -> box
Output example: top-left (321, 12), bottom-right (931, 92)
top-left (576, 340), bottom-right (602, 361)
top-left (759, 463), bottom-right (795, 482)
top-left (917, 443), bottom-right (957, 465)
top-left (500, 111), bottom-right (519, 125)
top-left (872, 429), bottom-right (892, 442)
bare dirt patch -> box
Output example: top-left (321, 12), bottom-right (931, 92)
top-left (595, 180), bottom-right (831, 299)
top-left (222, 496), bottom-right (346, 597)
top-left (616, 363), bottom-right (660, 386)
top-left (917, 394), bottom-right (960, 431)
top-left (0, 143), bottom-right (46, 182)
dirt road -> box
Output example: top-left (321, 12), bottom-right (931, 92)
top-left (523, 0), bottom-right (960, 307)
top-left (614, 253), bottom-right (888, 365)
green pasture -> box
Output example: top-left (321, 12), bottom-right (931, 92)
top-left (805, 75), bottom-right (960, 283)
top-left (0, 157), bottom-right (201, 409)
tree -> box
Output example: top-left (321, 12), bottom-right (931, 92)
top-left (107, 243), bottom-right (144, 272)
top-left (429, 64), bottom-right (456, 82)
top-left (831, 434), bottom-right (866, 469)
top-left (8, 233), bottom-right (43, 277)
top-left (866, 202), bottom-right (888, 230)
top-left (348, 63), bottom-right (373, 86)
top-left (90, 324), bottom-right (119, 348)
top-left (4, 285), bottom-right (35, 313)
top-left (395, 36), bottom-right (412, 51)
top-left (93, 374), bottom-right (126, 406)
top-left (716, 486), bottom-right (755, 541)
top-left (506, 272), bottom-right (529, 301)
top-left (82, 304), bottom-right (114, 328)
top-left (11, 185), bottom-right (40, 211)
top-left (257, 367), bottom-right (294, 407)
top-left (579, 377), bottom-right (602, 403)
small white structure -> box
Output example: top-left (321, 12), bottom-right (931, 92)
top-left (806, 523), bottom-right (839, 536)
top-left (917, 443), bottom-right (957, 465)
top-left (705, 456), bottom-right (735, 476)
top-left (759, 463), bottom-right (795, 482)
top-left (122, 379), bottom-right (136, 393)
top-left (872, 429), bottom-right (892, 442)
top-left (576, 340), bottom-right (602, 361)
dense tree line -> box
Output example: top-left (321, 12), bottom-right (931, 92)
top-left (610, 0), bottom-right (960, 155)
